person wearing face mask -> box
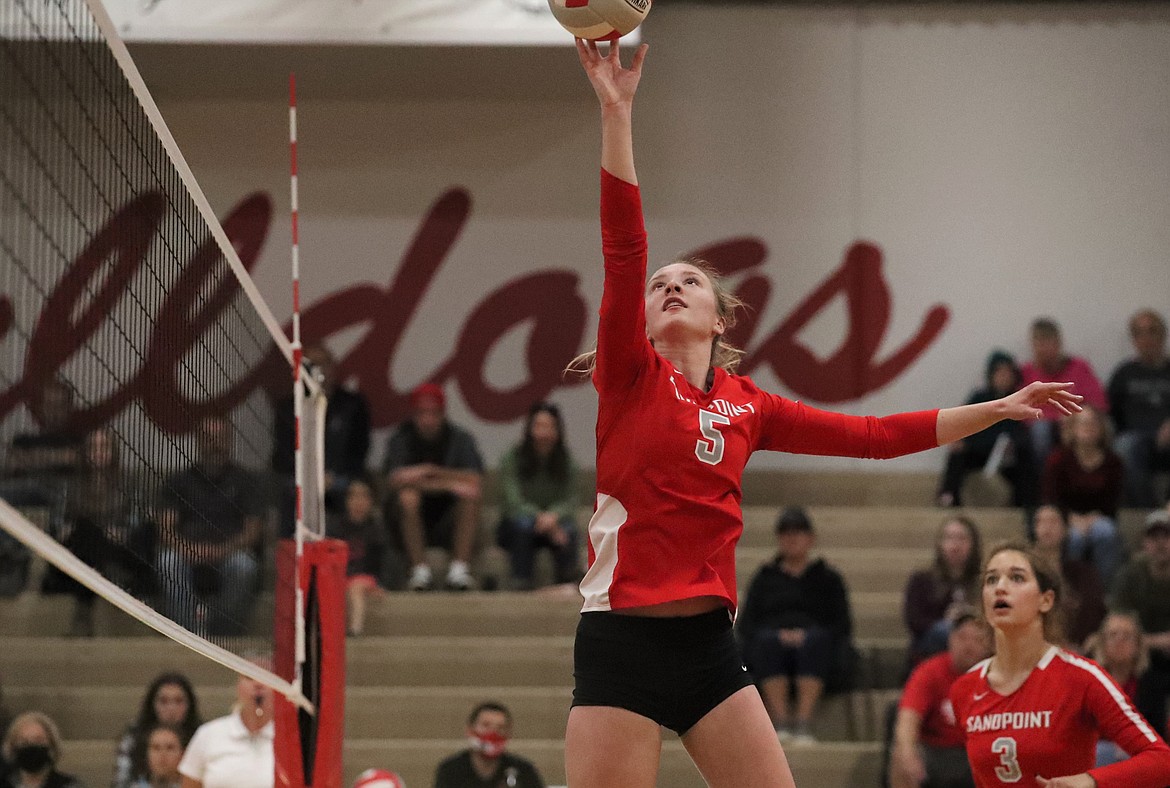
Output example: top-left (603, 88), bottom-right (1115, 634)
top-left (433, 703), bottom-right (543, 788)
top-left (177, 671), bottom-right (274, 788)
top-left (0, 711), bottom-right (85, 788)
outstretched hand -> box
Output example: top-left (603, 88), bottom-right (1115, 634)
top-left (1000, 381), bottom-right (1082, 422)
top-left (575, 38), bottom-right (649, 109)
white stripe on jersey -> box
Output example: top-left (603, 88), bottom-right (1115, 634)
top-left (1057, 650), bottom-right (1159, 743)
top-left (579, 493), bottom-right (627, 612)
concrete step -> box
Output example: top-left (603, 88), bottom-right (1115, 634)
top-left (55, 736), bottom-right (883, 788)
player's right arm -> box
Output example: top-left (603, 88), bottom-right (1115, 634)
top-left (576, 39), bottom-right (652, 393)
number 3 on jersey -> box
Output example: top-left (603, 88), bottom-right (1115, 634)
top-left (696, 410), bottom-right (731, 465)
top-left (991, 736), bottom-right (1021, 782)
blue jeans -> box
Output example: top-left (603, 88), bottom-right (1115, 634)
top-left (1095, 739), bottom-right (1129, 767)
top-left (497, 515), bottom-right (580, 587)
top-left (156, 548), bottom-right (258, 637)
top-left (1065, 515), bottom-right (1124, 586)
top-left (1115, 429), bottom-right (1170, 508)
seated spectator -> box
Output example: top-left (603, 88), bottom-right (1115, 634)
top-left (272, 342), bottom-right (372, 535)
top-left (1110, 509), bottom-right (1170, 740)
top-left (1042, 406), bottom-right (1126, 584)
top-left (155, 416), bottom-right (264, 637)
top-left (888, 611), bottom-right (992, 788)
top-left (496, 402), bottom-right (581, 590)
top-left (0, 377), bottom-right (83, 509)
top-left (178, 669), bottom-right (274, 788)
top-left (433, 702), bottom-right (544, 788)
top-left (42, 428), bottom-right (145, 637)
top-left (903, 516), bottom-right (983, 668)
top-left (1021, 317), bottom-right (1108, 471)
top-left (1029, 505), bottom-right (1107, 649)
top-left (382, 384), bottom-right (484, 592)
top-left (736, 507), bottom-right (853, 744)
top-left (112, 672), bottom-right (201, 788)
top-left (0, 711), bottom-right (85, 787)
top-left (325, 476), bottom-right (388, 636)
top-left (126, 724), bottom-right (185, 788)
top-left (936, 351), bottom-right (1036, 508)
top-left (352, 769), bottom-right (405, 788)
top-left (1108, 308), bottom-right (1170, 507)
top-left (1085, 611), bottom-right (1149, 767)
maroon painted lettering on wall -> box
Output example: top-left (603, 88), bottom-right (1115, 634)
top-left (0, 188), bottom-right (948, 433)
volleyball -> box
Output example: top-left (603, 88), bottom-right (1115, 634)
top-left (547, 0), bottom-right (651, 41)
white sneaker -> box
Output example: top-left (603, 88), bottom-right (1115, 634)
top-left (407, 564), bottom-right (433, 592)
top-left (445, 561), bottom-right (474, 591)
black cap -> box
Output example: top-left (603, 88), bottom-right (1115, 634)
top-left (1145, 510), bottom-right (1170, 537)
top-left (775, 506), bottom-right (813, 535)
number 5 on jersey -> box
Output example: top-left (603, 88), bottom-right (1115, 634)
top-left (696, 410), bottom-right (731, 465)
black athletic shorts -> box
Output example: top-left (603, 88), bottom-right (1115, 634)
top-left (571, 607), bottom-right (755, 735)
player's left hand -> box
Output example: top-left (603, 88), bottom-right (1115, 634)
top-left (1000, 381), bottom-right (1082, 421)
top-left (1036, 774), bottom-right (1096, 788)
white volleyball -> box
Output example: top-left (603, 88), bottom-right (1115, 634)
top-left (547, 0), bottom-right (651, 41)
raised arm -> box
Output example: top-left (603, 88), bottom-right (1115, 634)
top-left (575, 38), bottom-right (647, 184)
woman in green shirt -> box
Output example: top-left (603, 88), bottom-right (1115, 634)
top-left (497, 402), bottom-right (582, 589)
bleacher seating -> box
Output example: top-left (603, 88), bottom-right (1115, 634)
top-left (0, 470), bottom-right (1157, 787)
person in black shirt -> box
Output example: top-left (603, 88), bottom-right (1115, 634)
top-left (1107, 309), bottom-right (1170, 507)
top-left (273, 343), bottom-right (372, 535)
top-left (382, 384), bottom-right (484, 592)
top-left (735, 507), bottom-right (854, 745)
top-left (0, 377), bottom-right (82, 508)
top-left (433, 703), bottom-right (544, 788)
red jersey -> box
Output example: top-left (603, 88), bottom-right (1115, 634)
top-left (950, 646), bottom-right (1170, 787)
top-left (899, 652), bottom-right (966, 749)
top-left (579, 170), bottom-right (939, 613)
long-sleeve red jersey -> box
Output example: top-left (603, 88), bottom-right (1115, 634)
top-left (950, 646), bottom-right (1170, 787)
top-left (579, 169), bottom-right (939, 613)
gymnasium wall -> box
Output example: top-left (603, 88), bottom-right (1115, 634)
top-left (13, 3), bottom-right (1170, 472)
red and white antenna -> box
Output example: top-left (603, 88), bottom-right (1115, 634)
top-left (289, 71), bottom-right (306, 696)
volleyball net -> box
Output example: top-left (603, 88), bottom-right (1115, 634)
top-left (0, 0), bottom-right (341, 753)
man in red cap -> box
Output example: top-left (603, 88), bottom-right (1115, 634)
top-left (382, 383), bottom-right (485, 591)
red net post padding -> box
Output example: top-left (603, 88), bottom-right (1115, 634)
top-left (275, 539), bottom-right (348, 788)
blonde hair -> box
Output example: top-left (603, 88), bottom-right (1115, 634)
top-left (1059, 404), bottom-right (1114, 451)
top-left (565, 257), bottom-right (746, 377)
top-left (2, 711), bottom-right (63, 765)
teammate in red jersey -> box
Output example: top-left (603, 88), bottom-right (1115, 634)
top-left (951, 541), bottom-right (1170, 787)
top-left (565, 40), bottom-right (1084, 788)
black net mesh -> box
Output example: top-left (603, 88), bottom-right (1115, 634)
top-left (0, 0), bottom-right (293, 658)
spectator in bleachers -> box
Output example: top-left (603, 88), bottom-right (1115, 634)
top-left (155, 416), bottom-right (264, 637)
top-left (126, 724), bottom-right (184, 788)
top-left (736, 507), bottom-right (853, 745)
top-left (272, 342), bottom-right (372, 536)
top-left (1042, 406), bottom-right (1126, 585)
top-left (382, 383), bottom-right (484, 592)
top-left (903, 516), bottom-right (984, 668)
top-left (1108, 308), bottom-right (1170, 508)
top-left (888, 611), bottom-right (991, 788)
top-left (1020, 317), bottom-right (1108, 472)
top-left (1086, 611), bottom-right (1149, 767)
top-left (112, 672), bottom-right (201, 788)
top-left (1110, 509), bottom-right (1170, 739)
top-left (178, 669), bottom-right (274, 788)
top-left (496, 402), bottom-right (582, 590)
top-left (936, 351), bottom-right (1037, 508)
top-left (0, 711), bottom-right (85, 787)
top-left (43, 428), bottom-right (144, 637)
top-left (1029, 505), bottom-right (1107, 649)
top-left (326, 476), bottom-right (389, 636)
top-left (433, 701), bottom-right (544, 788)
top-left (0, 377), bottom-right (83, 509)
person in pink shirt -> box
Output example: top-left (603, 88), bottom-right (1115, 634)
top-left (1021, 317), bottom-right (1108, 472)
